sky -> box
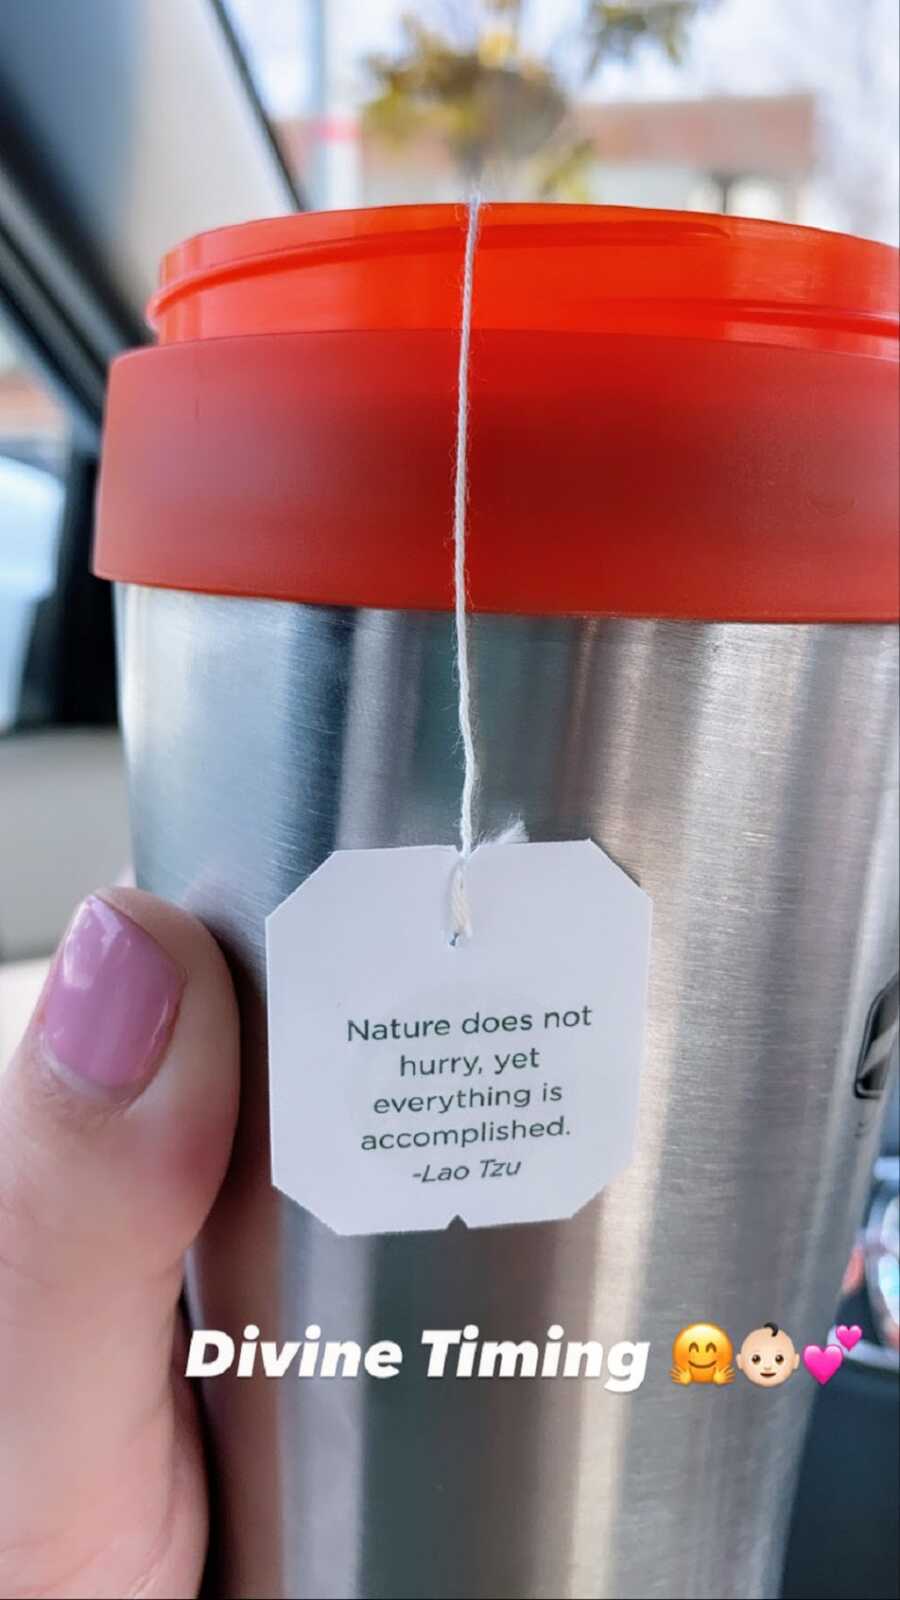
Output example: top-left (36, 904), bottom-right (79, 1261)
top-left (226, 0), bottom-right (900, 242)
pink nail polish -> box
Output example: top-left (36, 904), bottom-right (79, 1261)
top-left (38, 896), bottom-right (185, 1090)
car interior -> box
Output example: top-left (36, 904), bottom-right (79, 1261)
top-left (0, 3), bottom-right (896, 1596)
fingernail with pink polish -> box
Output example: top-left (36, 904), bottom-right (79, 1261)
top-left (38, 896), bottom-right (185, 1091)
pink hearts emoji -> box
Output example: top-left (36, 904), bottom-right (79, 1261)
top-left (835, 1324), bottom-right (863, 1352)
top-left (803, 1344), bottom-right (843, 1385)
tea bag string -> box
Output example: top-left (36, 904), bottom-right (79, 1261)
top-left (449, 196), bottom-right (525, 946)
top-left (448, 194), bottom-right (482, 945)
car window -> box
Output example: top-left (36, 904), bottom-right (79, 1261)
top-left (0, 319), bottom-right (68, 735)
top-left (226, 0), bottom-right (899, 244)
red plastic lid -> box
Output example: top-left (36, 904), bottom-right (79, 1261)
top-left (94, 204), bottom-right (899, 621)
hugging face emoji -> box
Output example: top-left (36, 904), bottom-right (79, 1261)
top-left (737, 1323), bottom-right (799, 1386)
top-left (671, 1323), bottom-right (734, 1385)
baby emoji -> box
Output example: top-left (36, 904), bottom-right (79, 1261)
top-left (737, 1322), bottom-right (799, 1387)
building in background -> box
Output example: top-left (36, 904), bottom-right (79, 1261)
top-left (228, 0), bottom-right (899, 244)
top-left (0, 326), bottom-right (65, 472)
top-left (278, 90), bottom-right (816, 220)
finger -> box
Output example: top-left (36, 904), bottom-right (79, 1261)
top-left (0, 889), bottom-right (240, 1596)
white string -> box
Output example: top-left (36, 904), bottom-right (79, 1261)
top-left (454, 193), bottom-right (481, 863)
top-left (448, 196), bottom-right (527, 945)
top-left (449, 195), bottom-right (482, 945)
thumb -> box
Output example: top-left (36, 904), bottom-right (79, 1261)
top-left (0, 888), bottom-right (240, 1599)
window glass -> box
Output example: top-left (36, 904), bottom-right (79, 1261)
top-left (226, 0), bottom-right (899, 244)
top-left (0, 321), bottom-right (67, 734)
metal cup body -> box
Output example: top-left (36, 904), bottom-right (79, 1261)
top-left (117, 587), bottom-right (899, 1600)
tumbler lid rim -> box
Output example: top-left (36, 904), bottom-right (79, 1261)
top-left (146, 202), bottom-right (898, 356)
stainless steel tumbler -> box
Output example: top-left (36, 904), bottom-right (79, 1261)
top-left (95, 205), bottom-right (900, 1600)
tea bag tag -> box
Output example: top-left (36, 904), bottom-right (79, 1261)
top-left (266, 838), bottom-right (651, 1236)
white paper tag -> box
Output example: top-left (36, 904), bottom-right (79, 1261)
top-left (266, 840), bottom-right (651, 1236)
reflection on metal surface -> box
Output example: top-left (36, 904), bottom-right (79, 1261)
top-left (119, 587), bottom-right (899, 1600)
top-left (855, 978), bottom-right (900, 1101)
top-left (865, 1159), bottom-right (900, 1357)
